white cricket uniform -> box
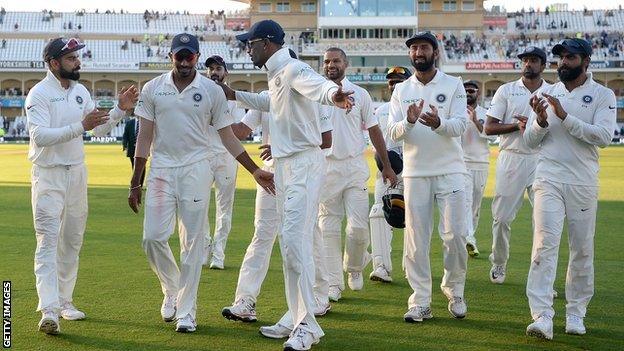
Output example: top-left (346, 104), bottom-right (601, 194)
top-left (134, 71), bottom-right (231, 321)
top-left (319, 77), bottom-right (377, 291)
top-left (235, 47), bottom-right (338, 338)
top-left (369, 101), bottom-right (401, 274)
top-left (461, 105), bottom-right (495, 246)
top-left (486, 78), bottom-right (551, 267)
top-left (523, 73), bottom-right (616, 320)
top-left (204, 100), bottom-right (246, 265)
top-left (26, 70), bottom-right (125, 312)
top-left (388, 70), bottom-right (468, 308)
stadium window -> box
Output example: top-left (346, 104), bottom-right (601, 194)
top-left (443, 0), bottom-right (457, 11)
top-left (258, 3), bottom-right (272, 12)
top-left (276, 2), bottom-right (291, 13)
top-left (301, 2), bottom-right (316, 13)
top-left (418, 1), bottom-right (432, 12)
top-left (462, 0), bottom-right (475, 11)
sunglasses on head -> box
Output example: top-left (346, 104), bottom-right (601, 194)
top-left (173, 51), bottom-right (198, 62)
top-left (61, 38), bottom-right (82, 51)
top-left (387, 66), bottom-right (406, 75)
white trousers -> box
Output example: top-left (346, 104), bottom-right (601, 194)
top-left (32, 163), bottom-right (88, 312)
top-left (403, 174), bottom-right (467, 308)
top-left (143, 159), bottom-right (213, 320)
top-left (526, 179), bottom-right (597, 320)
top-left (370, 172), bottom-right (399, 273)
top-left (234, 166), bottom-right (278, 303)
top-left (464, 168), bottom-right (489, 246)
top-left (205, 151), bottom-right (238, 263)
top-left (274, 148), bottom-right (325, 338)
top-left (490, 151), bottom-right (537, 266)
top-left (319, 156), bottom-right (371, 290)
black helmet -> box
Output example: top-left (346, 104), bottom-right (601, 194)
top-left (374, 149), bottom-right (403, 175)
top-left (382, 193), bottom-right (405, 228)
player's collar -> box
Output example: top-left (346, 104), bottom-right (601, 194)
top-left (265, 47), bottom-right (290, 75)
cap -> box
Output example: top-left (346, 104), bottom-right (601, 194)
top-left (385, 66), bottom-right (412, 80)
top-left (517, 46), bottom-right (547, 63)
top-left (235, 20), bottom-right (285, 45)
top-left (405, 32), bottom-right (438, 49)
top-left (463, 80), bottom-right (480, 89)
top-left (552, 38), bottom-right (593, 57)
top-left (171, 33), bottom-right (199, 54)
top-left (43, 37), bottom-right (85, 62)
top-left (205, 55), bottom-right (227, 70)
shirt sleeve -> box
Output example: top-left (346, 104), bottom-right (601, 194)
top-left (228, 101), bottom-right (246, 123)
top-left (288, 63), bottom-right (339, 106)
top-left (523, 111), bottom-right (549, 149)
top-left (241, 109), bottom-right (262, 130)
top-left (560, 89), bottom-right (616, 148)
top-left (361, 90), bottom-right (378, 129)
top-left (26, 90), bottom-right (84, 147)
top-left (486, 84), bottom-right (507, 122)
top-left (236, 91), bottom-right (271, 112)
top-left (319, 104), bottom-right (333, 132)
top-left (434, 79), bottom-right (467, 137)
top-left (210, 85), bottom-right (233, 130)
top-left (134, 82), bottom-right (155, 121)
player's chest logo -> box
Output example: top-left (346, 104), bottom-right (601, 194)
top-left (436, 94), bottom-right (446, 103)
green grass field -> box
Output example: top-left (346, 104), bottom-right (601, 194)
top-left (1, 143), bottom-right (623, 351)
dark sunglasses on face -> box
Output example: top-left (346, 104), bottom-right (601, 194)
top-left (465, 88), bottom-right (478, 94)
top-left (246, 38), bottom-right (266, 50)
top-left (173, 52), bottom-right (198, 62)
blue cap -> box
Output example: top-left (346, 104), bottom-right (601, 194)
top-left (43, 37), bottom-right (85, 62)
top-left (171, 33), bottom-right (199, 54)
top-left (235, 20), bottom-right (285, 45)
top-left (552, 38), bottom-right (593, 57)
top-left (517, 46), bottom-right (547, 63)
top-left (405, 32), bottom-right (438, 49)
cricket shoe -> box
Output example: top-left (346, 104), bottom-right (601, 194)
top-left (283, 327), bottom-right (319, 351)
top-left (448, 296), bottom-right (467, 319)
top-left (466, 242), bottom-right (480, 257)
top-left (38, 310), bottom-right (60, 335)
top-left (222, 298), bottom-right (257, 322)
top-left (565, 314), bottom-right (586, 335)
top-left (328, 286), bottom-right (342, 302)
top-left (526, 315), bottom-right (553, 340)
top-left (348, 271), bottom-right (364, 291)
top-left (490, 264), bottom-right (506, 284)
top-left (175, 314), bottom-right (196, 333)
top-left (259, 323), bottom-right (292, 339)
top-left (404, 306), bottom-right (433, 323)
top-left (161, 294), bottom-right (177, 322)
top-left (60, 302), bottom-right (86, 320)
top-left (369, 266), bottom-right (393, 283)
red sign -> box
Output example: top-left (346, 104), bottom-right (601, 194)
top-left (465, 62), bottom-right (516, 70)
top-left (225, 18), bottom-right (250, 31)
top-left (483, 16), bottom-right (507, 27)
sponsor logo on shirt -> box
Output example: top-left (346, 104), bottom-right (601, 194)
top-left (402, 98), bottom-right (422, 104)
top-left (155, 91), bottom-right (176, 96)
top-left (75, 96), bottom-right (83, 104)
top-left (50, 97), bottom-right (65, 102)
top-left (275, 76), bottom-right (281, 87)
top-left (509, 92), bottom-right (527, 97)
top-left (436, 94), bottom-right (447, 103)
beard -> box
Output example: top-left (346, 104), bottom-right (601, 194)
top-left (467, 95), bottom-right (477, 105)
top-left (557, 65), bottom-right (584, 82)
top-left (522, 70), bottom-right (540, 79)
top-left (411, 56), bottom-right (435, 72)
top-left (210, 74), bottom-right (223, 83)
top-left (59, 66), bottom-right (80, 80)
top-left (326, 69), bottom-right (343, 80)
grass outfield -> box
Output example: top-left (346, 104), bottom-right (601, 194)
top-left (1, 143), bottom-right (623, 351)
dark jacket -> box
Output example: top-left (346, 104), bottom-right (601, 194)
top-left (122, 118), bottom-right (138, 158)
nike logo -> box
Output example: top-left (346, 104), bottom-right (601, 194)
top-left (287, 196), bottom-right (294, 200)
top-left (608, 106), bottom-right (615, 109)
top-left (452, 189), bottom-right (461, 194)
top-left (581, 208), bottom-right (589, 212)
top-left (193, 198), bottom-right (201, 203)
top-left (26, 105), bottom-right (35, 110)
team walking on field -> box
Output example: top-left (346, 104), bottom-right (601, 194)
top-left (25, 18), bottom-right (617, 351)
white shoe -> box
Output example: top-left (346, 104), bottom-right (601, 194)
top-left (222, 298), bottom-right (257, 322)
top-left (553, 289), bottom-right (558, 299)
top-left (490, 265), bottom-right (506, 284)
top-left (404, 306), bottom-right (433, 323)
top-left (202, 243), bottom-right (212, 266)
top-left (161, 294), bottom-right (176, 322)
top-left (565, 314), bottom-right (586, 335)
top-left (283, 327), bottom-right (319, 351)
top-left (313, 299), bottom-right (331, 317)
top-left (60, 302), bottom-right (86, 320)
top-left (175, 314), bottom-right (197, 333)
top-left (526, 315), bottom-right (553, 340)
top-left (348, 272), bottom-right (364, 291)
top-left (466, 242), bottom-right (480, 257)
top-left (38, 310), bottom-right (60, 335)
top-left (209, 258), bottom-right (224, 270)
top-left (448, 296), bottom-right (467, 319)
top-left (369, 266), bottom-right (393, 283)
top-left (259, 323), bottom-right (292, 339)
top-left (328, 286), bottom-right (342, 302)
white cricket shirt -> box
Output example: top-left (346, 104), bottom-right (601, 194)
top-left (461, 105), bottom-right (495, 170)
top-left (206, 100), bottom-right (246, 154)
top-left (524, 72), bottom-right (616, 186)
top-left (134, 71), bottom-right (231, 168)
top-left (26, 70), bottom-right (124, 167)
top-left (388, 70), bottom-right (468, 177)
top-left (487, 78), bottom-right (551, 154)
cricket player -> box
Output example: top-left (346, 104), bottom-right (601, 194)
top-left (26, 37), bottom-right (138, 334)
top-left (524, 38), bottom-right (616, 340)
top-left (126, 33), bottom-right (273, 333)
top-left (484, 46), bottom-right (551, 284)
top-left (218, 20), bottom-right (353, 351)
top-left (369, 66), bottom-right (411, 283)
top-left (461, 80), bottom-right (496, 257)
top-left (319, 48), bottom-right (398, 302)
top-left (387, 32), bottom-right (469, 323)
top-left (203, 54), bottom-right (246, 269)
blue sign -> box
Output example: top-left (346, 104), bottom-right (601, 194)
top-left (0, 98), bottom-right (24, 108)
top-left (617, 98), bottom-right (624, 109)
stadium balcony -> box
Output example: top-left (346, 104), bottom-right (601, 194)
top-left (301, 40), bottom-right (407, 56)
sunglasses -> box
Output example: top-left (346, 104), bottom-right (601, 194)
top-left (387, 66), bottom-right (407, 75)
top-left (173, 51), bottom-right (198, 62)
top-left (246, 38), bottom-right (266, 49)
top-left (465, 88), bottom-right (478, 94)
top-left (61, 38), bottom-right (82, 52)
